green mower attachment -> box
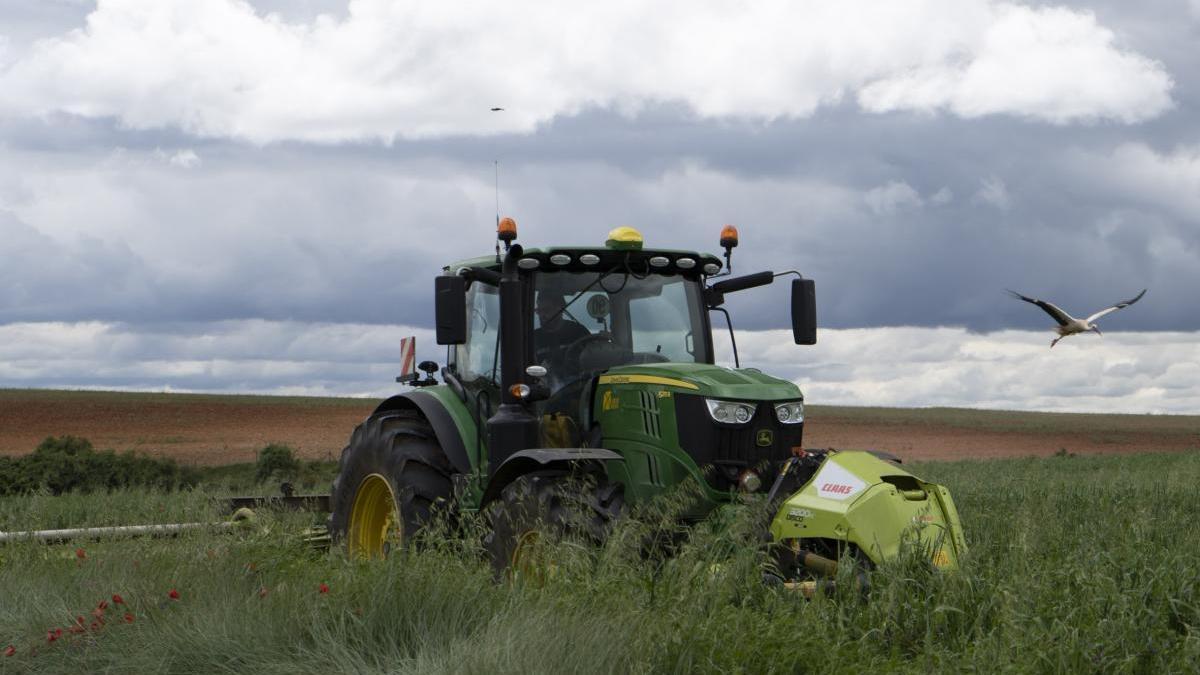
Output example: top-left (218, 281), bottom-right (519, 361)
top-left (764, 449), bottom-right (967, 588)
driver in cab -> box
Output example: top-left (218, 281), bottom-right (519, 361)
top-left (533, 292), bottom-right (591, 367)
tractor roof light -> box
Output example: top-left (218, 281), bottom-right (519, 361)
top-left (498, 217), bottom-right (518, 244)
top-left (719, 224), bottom-right (738, 274)
top-left (606, 226), bottom-right (644, 251)
top-left (720, 224), bottom-right (739, 249)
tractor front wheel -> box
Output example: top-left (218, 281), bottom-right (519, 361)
top-left (328, 409), bottom-right (454, 559)
top-left (483, 469), bottom-right (624, 580)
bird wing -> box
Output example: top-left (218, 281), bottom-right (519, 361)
top-left (1085, 289), bottom-right (1147, 323)
top-left (1006, 290), bottom-right (1074, 326)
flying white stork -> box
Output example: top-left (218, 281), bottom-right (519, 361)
top-left (1007, 289), bottom-right (1147, 348)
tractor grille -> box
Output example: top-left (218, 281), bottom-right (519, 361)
top-left (638, 390), bottom-right (662, 439)
top-left (674, 394), bottom-right (804, 492)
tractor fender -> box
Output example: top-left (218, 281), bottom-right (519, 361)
top-left (371, 391), bottom-right (472, 474)
top-left (480, 448), bottom-right (624, 507)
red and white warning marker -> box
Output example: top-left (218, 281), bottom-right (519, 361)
top-left (397, 336), bottom-right (417, 383)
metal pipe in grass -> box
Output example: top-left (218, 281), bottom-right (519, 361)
top-left (0, 507), bottom-right (257, 545)
top-left (0, 521), bottom-right (238, 544)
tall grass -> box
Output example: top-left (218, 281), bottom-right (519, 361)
top-left (3, 452), bottom-right (1199, 673)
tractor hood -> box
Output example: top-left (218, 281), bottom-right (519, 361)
top-left (600, 362), bottom-right (802, 401)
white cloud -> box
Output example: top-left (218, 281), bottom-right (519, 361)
top-left (168, 149), bottom-right (200, 169)
top-left (864, 181), bottom-right (923, 215)
top-left (0, 0), bottom-right (1172, 143)
top-left (1094, 143), bottom-right (1200, 221)
top-left (3, 321), bottom-right (1197, 413)
top-left (930, 187), bottom-right (954, 205)
top-left (0, 320), bottom-right (438, 398)
top-left (974, 176), bottom-right (1011, 209)
top-left (857, 5), bottom-right (1172, 123)
top-left (720, 326), bottom-right (1200, 414)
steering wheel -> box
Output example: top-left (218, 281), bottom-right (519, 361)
top-left (563, 332), bottom-right (616, 367)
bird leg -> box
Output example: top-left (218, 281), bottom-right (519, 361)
top-left (1050, 336), bottom-right (1061, 348)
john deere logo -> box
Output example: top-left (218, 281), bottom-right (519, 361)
top-left (755, 429), bottom-right (774, 447)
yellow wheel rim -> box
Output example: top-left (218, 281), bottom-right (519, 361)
top-left (348, 473), bottom-right (401, 560)
top-left (510, 530), bottom-right (555, 584)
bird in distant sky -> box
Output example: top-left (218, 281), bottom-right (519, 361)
top-left (1007, 289), bottom-right (1147, 348)
top-left (490, 107), bottom-right (504, 111)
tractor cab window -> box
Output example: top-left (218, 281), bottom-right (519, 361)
top-left (628, 277), bottom-right (706, 363)
top-left (532, 270), bottom-right (708, 392)
top-left (457, 281), bottom-right (501, 387)
top-left (533, 268), bottom-right (708, 448)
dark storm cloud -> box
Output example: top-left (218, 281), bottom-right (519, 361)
top-left (0, 0), bottom-right (1196, 337)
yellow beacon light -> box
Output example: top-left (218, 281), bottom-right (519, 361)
top-left (720, 224), bottom-right (739, 249)
top-left (605, 226), bottom-right (644, 251)
top-left (498, 217), bottom-right (518, 244)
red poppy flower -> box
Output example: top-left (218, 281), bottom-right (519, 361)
top-left (97, 599), bottom-right (109, 610)
top-left (123, 613), bottom-right (134, 624)
top-left (4, 645), bottom-right (15, 657)
top-left (168, 589), bottom-right (180, 600)
top-left (75, 548), bottom-right (86, 560)
top-left (75, 615), bottom-right (86, 626)
top-left (91, 608), bottom-right (105, 621)
top-left (89, 621), bottom-right (101, 631)
top-left (111, 594), bottom-right (124, 605)
top-left (46, 631), bottom-right (57, 643)
top-left (318, 583), bottom-right (330, 594)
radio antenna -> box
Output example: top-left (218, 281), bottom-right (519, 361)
top-left (494, 160), bottom-right (501, 261)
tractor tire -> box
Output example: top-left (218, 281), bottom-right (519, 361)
top-left (483, 469), bottom-right (624, 579)
top-left (328, 409), bottom-right (454, 559)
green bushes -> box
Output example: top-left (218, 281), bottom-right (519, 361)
top-left (0, 438), bottom-right (337, 496)
top-left (255, 443), bottom-right (302, 483)
top-left (0, 436), bottom-right (199, 496)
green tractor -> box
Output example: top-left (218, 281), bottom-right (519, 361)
top-left (328, 221), bottom-right (966, 588)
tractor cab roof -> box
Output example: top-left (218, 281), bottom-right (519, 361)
top-left (449, 246), bottom-right (723, 277)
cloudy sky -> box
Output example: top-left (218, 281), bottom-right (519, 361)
top-left (1, 0), bottom-right (1197, 413)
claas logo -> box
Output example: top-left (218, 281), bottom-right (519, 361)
top-left (821, 483), bottom-right (854, 495)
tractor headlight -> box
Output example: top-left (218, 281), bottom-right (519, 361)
top-left (705, 399), bottom-right (756, 424)
top-left (774, 401), bottom-right (804, 424)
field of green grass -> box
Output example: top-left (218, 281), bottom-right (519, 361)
top-left (3, 450), bottom-right (1199, 673)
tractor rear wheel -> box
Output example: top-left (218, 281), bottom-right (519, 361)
top-left (328, 409), bottom-right (454, 559)
top-left (483, 469), bottom-right (624, 579)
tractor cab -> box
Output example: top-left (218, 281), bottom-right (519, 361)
top-left (436, 222), bottom-right (816, 478)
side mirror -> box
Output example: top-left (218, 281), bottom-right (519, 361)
top-left (791, 278), bottom-right (816, 345)
top-left (435, 275), bottom-right (467, 345)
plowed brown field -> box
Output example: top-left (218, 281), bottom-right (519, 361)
top-left (1, 389), bottom-right (1197, 465)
